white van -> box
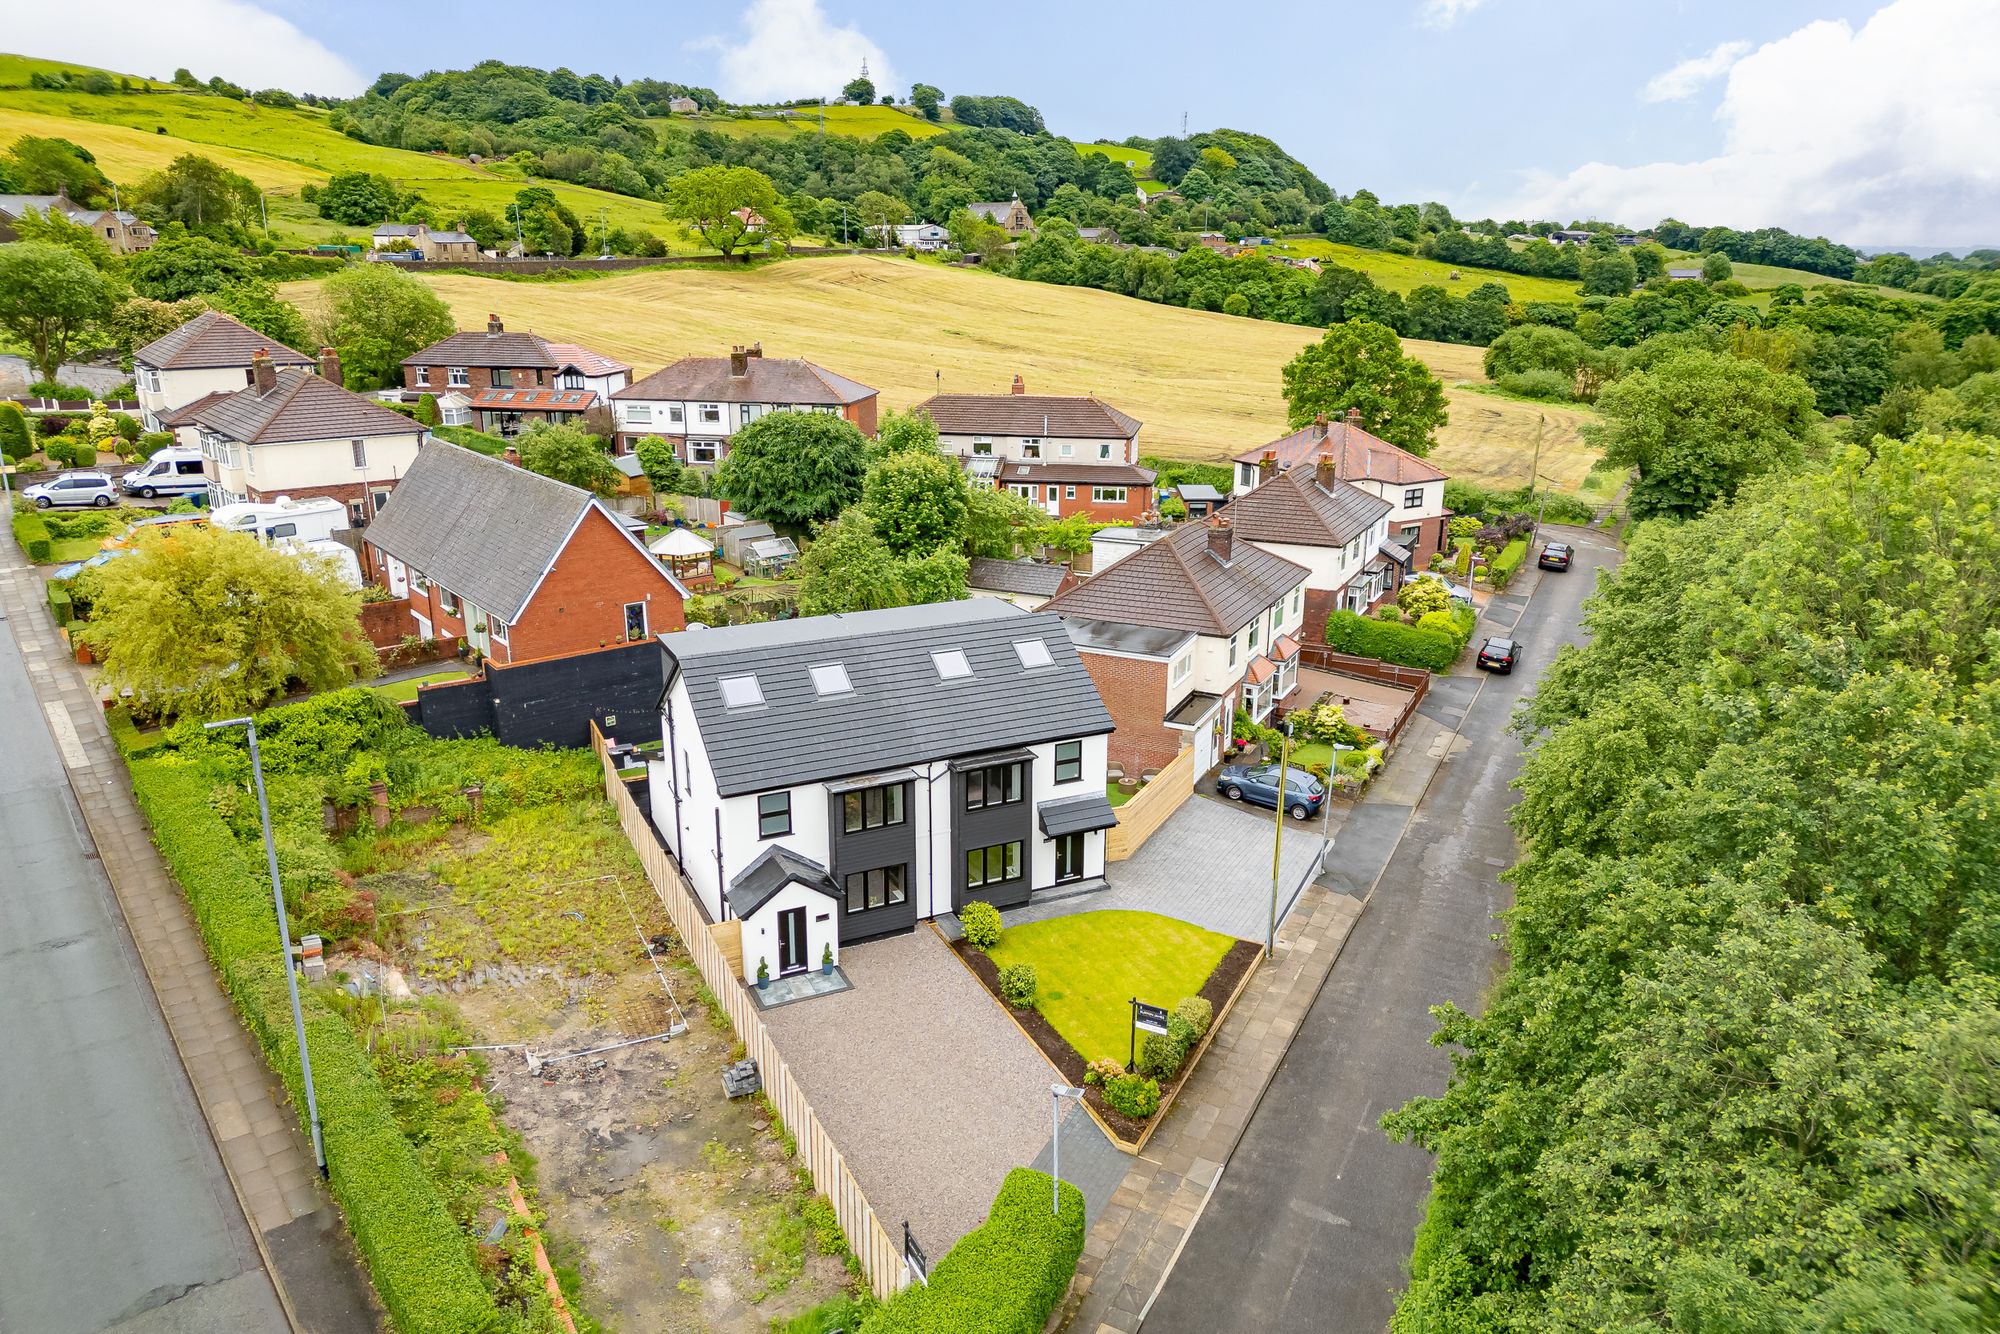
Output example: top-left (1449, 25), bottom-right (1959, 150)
top-left (209, 497), bottom-right (351, 546)
top-left (299, 538), bottom-right (362, 589)
top-left (120, 446), bottom-right (209, 499)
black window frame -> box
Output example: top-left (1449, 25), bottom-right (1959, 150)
top-left (1054, 740), bottom-right (1083, 784)
top-left (1404, 486), bottom-right (1425, 509)
top-left (756, 791), bottom-right (791, 839)
top-left (843, 863), bottom-right (908, 913)
top-left (964, 761), bottom-right (1025, 811)
top-left (965, 840), bottom-right (1024, 889)
top-left (841, 781), bottom-right (906, 833)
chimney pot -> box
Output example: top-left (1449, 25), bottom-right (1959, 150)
top-left (1207, 515), bottom-right (1235, 563)
top-left (250, 348), bottom-right (277, 396)
top-left (729, 346), bottom-right (749, 377)
top-left (486, 313), bottom-right (503, 336)
top-left (747, 341), bottom-right (763, 359)
top-left (1345, 407), bottom-right (1362, 426)
top-left (1314, 411), bottom-right (1328, 439)
top-left (316, 345), bottom-right (341, 383)
top-left (1010, 374), bottom-right (1025, 395)
top-left (502, 446), bottom-right (521, 467)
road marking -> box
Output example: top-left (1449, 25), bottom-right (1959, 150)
top-left (1287, 1199), bottom-right (1351, 1228)
top-left (42, 701), bottom-right (89, 770)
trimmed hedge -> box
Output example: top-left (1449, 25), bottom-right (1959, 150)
top-left (432, 425), bottom-right (510, 457)
top-left (46, 582), bottom-right (73, 624)
top-left (1488, 538), bottom-right (1529, 589)
top-left (129, 760), bottom-right (494, 1334)
top-left (12, 510), bottom-right (51, 562)
top-left (864, 1168), bottom-right (1085, 1334)
top-left (1325, 610), bottom-right (1459, 671)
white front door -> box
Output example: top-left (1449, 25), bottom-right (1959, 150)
top-left (1045, 485), bottom-right (1061, 516)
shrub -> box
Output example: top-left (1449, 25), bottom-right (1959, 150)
top-left (1375, 604), bottom-right (1404, 622)
top-left (13, 511), bottom-right (52, 562)
top-left (959, 899), bottom-right (1002, 951)
top-left (431, 425), bottom-right (509, 457)
top-left (47, 582), bottom-right (73, 624)
top-left (998, 962), bottom-right (1038, 1008)
top-left (1495, 368), bottom-right (1574, 402)
top-left (1140, 995), bottom-right (1218, 1080)
top-left (0, 402), bottom-right (30, 460)
top-left (1082, 1057), bottom-right (1124, 1087)
top-left (1488, 538), bottom-right (1529, 588)
top-left (39, 413), bottom-right (72, 436)
top-left (1103, 1072), bottom-right (1162, 1119)
top-left (862, 1168), bottom-right (1084, 1334)
top-left (1397, 576), bottom-right (1450, 619)
top-left (43, 436), bottom-right (77, 466)
top-left (1324, 610), bottom-right (1460, 672)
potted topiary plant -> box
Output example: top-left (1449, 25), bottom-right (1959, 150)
top-left (821, 943), bottom-right (834, 976)
top-left (756, 958), bottom-right (770, 990)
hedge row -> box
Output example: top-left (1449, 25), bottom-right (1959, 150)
top-left (129, 759), bottom-right (494, 1334)
top-left (46, 582), bottom-right (72, 624)
top-left (1488, 538), bottom-right (1529, 589)
top-left (432, 425), bottom-right (510, 457)
top-left (1325, 604), bottom-right (1477, 672)
top-left (864, 1168), bottom-right (1085, 1334)
top-left (13, 510), bottom-right (51, 562)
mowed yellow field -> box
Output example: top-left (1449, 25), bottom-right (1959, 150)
top-left (290, 256), bottom-right (1600, 488)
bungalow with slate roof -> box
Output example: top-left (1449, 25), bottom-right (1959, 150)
top-left (913, 376), bottom-right (1155, 522)
top-left (190, 349), bottom-right (426, 522)
top-left (966, 556), bottom-right (1076, 610)
top-left (402, 315), bottom-right (629, 439)
top-left (1230, 409), bottom-right (1451, 567)
top-left (650, 600), bottom-right (1115, 975)
top-left (612, 343), bottom-right (878, 461)
top-left (1043, 517), bottom-right (1309, 779)
top-left (360, 441), bottom-right (686, 664)
top-left (133, 311), bottom-right (317, 432)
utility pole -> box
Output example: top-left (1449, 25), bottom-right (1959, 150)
top-left (599, 206), bottom-right (610, 258)
top-left (510, 202), bottom-right (525, 255)
top-left (259, 191), bottom-right (268, 235)
top-left (1525, 414), bottom-right (1546, 552)
top-left (1266, 718), bottom-right (1292, 958)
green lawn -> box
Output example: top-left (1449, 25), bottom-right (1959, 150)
top-left (1106, 780), bottom-right (1133, 808)
top-left (369, 670), bottom-right (469, 703)
top-left (986, 910), bottom-right (1234, 1065)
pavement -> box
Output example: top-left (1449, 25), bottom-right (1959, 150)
top-left (0, 500), bottom-right (379, 1333)
top-left (1135, 526), bottom-right (1621, 1334)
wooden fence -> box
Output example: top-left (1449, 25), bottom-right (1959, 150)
top-left (589, 725), bottom-right (907, 1299)
top-left (1106, 744), bottom-right (1196, 861)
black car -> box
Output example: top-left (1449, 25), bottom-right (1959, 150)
top-left (1476, 637), bottom-right (1519, 673)
top-left (1538, 541), bottom-right (1573, 571)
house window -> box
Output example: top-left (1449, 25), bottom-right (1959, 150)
top-left (689, 441), bottom-right (719, 464)
top-left (1249, 619), bottom-right (1260, 650)
top-left (1022, 438), bottom-right (1041, 459)
top-left (972, 438), bottom-right (994, 456)
top-left (1404, 487), bottom-right (1425, 509)
top-left (448, 367), bottom-right (469, 387)
top-left (442, 404), bottom-right (471, 426)
top-left (140, 368), bottom-right (161, 393)
top-left (1054, 741), bottom-right (1082, 784)
top-left (1171, 651), bottom-right (1192, 685)
top-left (438, 588), bottom-right (459, 615)
top-left (965, 841), bottom-right (1023, 889)
top-left (756, 792), bottom-right (791, 839)
top-left (739, 404), bottom-right (753, 426)
top-left (1047, 485), bottom-right (1061, 501)
top-left (561, 372), bottom-right (584, 390)
top-left (1292, 588), bottom-right (1302, 616)
top-left (351, 439), bottom-right (368, 468)
top-left (1098, 442), bottom-right (1113, 460)
top-left (626, 404), bottom-right (652, 425)
top-left (1059, 443), bottom-right (1074, 458)
top-left (842, 783), bottom-right (906, 833)
top-left (489, 617), bottom-right (508, 643)
top-left (624, 601), bottom-right (649, 641)
top-left (1239, 463), bottom-right (1257, 489)
top-left (1092, 486), bottom-right (1127, 504)
top-left (698, 404), bottom-right (722, 424)
top-left (844, 864), bottom-right (908, 913)
top-left (1053, 831), bottom-right (1085, 883)
top-left (668, 405), bottom-right (684, 424)
top-left (965, 761), bottom-right (1024, 810)
top-left (492, 369), bottom-right (512, 388)
top-left (534, 369), bottom-right (545, 386)
top-left (1065, 485), bottom-right (1076, 500)
top-left (1229, 635), bottom-right (1238, 667)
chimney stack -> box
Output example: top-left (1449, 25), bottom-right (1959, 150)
top-left (747, 341), bottom-right (763, 360)
top-left (1010, 374), bottom-right (1025, 396)
top-left (1346, 407), bottom-right (1362, 427)
top-left (1257, 450), bottom-right (1277, 483)
top-left (317, 345), bottom-right (341, 383)
top-left (729, 345), bottom-right (749, 378)
top-left (502, 445), bottom-right (521, 467)
top-left (486, 313), bottom-right (503, 336)
top-left (251, 348), bottom-right (277, 396)
top-left (1316, 450), bottom-right (1338, 492)
top-left (1314, 411), bottom-right (1328, 439)
top-left (1207, 515), bottom-right (1234, 563)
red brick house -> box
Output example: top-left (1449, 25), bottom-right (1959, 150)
top-left (611, 343), bottom-right (879, 461)
top-left (913, 376), bottom-right (1156, 522)
top-left (1230, 410), bottom-right (1451, 567)
top-left (360, 441), bottom-right (686, 665)
top-left (1043, 518), bottom-right (1309, 778)
top-left (401, 316), bottom-right (630, 439)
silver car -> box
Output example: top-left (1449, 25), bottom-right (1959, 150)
top-left (23, 471), bottom-right (118, 509)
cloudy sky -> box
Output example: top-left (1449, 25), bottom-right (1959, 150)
top-left (20, 0), bottom-right (1998, 248)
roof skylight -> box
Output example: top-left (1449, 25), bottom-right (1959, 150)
top-left (931, 649), bottom-right (973, 680)
top-left (809, 663), bottom-right (853, 695)
top-left (718, 673), bottom-right (765, 708)
top-left (1013, 639), bottom-right (1054, 669)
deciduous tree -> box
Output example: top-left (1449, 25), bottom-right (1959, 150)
top-left (1280, 319), bottom-right (1449, 456)
top-left (0, 242), bottom-right (115, 383)
top-left (665, 166), bottom-right (792, 257)
top-left (136, 154), bottom-right (260, 235)
top-left (712, 410), bottom-right (866, 530)
top-left (863, 450), bottom-right (969, 556)
top-left (312, 261), bottom-right (455, 389)
top-left (0, 135), bottom-right (111, 202)
top-left (315, 171), bottom-right (400, 225)
top-left (517, 422), bottom-right (620, 496)
top-left (127, 233), bottom-right (255, 300)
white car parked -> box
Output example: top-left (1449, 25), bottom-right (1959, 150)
top-left (23, 471), bottom-right (118, 509)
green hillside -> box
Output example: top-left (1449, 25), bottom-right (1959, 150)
top-left (1076, 141), bottom-right (1167, 191)
top-left (679, 103), bottom-right (947, 139)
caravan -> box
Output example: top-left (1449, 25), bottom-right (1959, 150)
top-left (208, 497), bottom-right (351, 545)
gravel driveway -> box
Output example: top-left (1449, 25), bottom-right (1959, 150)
top-left (761, 929), bottom-right (1054, 1254)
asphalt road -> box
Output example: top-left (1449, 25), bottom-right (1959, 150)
top-left (1144, 526), bottom-right (1620, 1333)
top-left (0, 615), bottom-right (285, 1332)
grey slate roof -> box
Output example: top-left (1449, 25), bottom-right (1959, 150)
top-left (727, 846), bottom-right (840, 918)
top-left (360, 440), bottom-right (597, 622)
top-left (967, 558), bottom-right (1069, 597)
top-left (1042, 521), bottom-right (1308, 638)
top-left (1038, 793), bottom-right (1119, 837)
top-left (134, 311), bottom-right (314, 371)
top-left (661, 600), bottom-right (1113, 797)
top-left (1225, 466), bottom-right (1394, 549)
top-left (1176, 484), bottom-right (1224, 502)
top-left (192, 368), bottom-right (421, 444)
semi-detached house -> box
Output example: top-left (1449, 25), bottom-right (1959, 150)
top-left (132, 311), bottom-right (316, 432)
top-left (613, 344), bottom-right (878, 462)
top-left (649, 600), bottom-right (1117, 984)
top-left (401, 315), bottom-right (631, 439)
top-left (913, 376), bottom-right (1156, 522)
top-left (1226, 452), bottom-right (1402, 628)
top-left (1230, 410), bottom-right (1450, 567)
top-left (1043, 518), bottom-right (1309, 779)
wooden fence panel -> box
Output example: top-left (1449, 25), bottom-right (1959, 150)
top-left (589, 725), bottom-right (906, 1299)
top-left (1106, 744), bottom-right (1196, 862)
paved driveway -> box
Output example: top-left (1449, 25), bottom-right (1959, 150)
top-left (1007, 796), bottom-right (1326, 942)
top-left (762, 929), bottom-right (1056, 1256)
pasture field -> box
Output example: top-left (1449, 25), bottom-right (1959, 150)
top-left (286, 254), bottom-right (1602, 490)
top-left (676, 103), bottom-right (947, 139)
top-left (1269, 237), bottom-right (1588, 304)
top-left (1075, 141), bottom-right (1168, 191)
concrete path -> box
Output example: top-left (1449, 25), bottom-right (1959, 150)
top-left (0, 503), bottom-right (379, 1332)
top-left (1137, 527), bottom-right (1620, 1334)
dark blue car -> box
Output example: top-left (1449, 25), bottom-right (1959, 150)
top-left (1216, 762), bottom-right (1327, 820)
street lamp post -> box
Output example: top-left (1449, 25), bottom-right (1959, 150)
top-left (1050, 1083), bottom-right (1087, 1215)
top-left (206, 716), bottom-right (327, 1177)
top-left (1266, 718), bottom-right (1293, 959)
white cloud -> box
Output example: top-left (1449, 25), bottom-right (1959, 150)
top-left (1641, 40), bottom-right (1751, 103)
top-left (12, 0), bottom-right (364, 96)
top-left (1420, 0), bottom-right (1490, 28)
top-left (1486, 0), bottom-right (2000, 246)
top-left (691, 0), bottom-right (897, 104)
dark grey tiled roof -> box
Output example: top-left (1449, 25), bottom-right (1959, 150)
top-left (1037, 793), bottom-right (1118, 837)
top-left (403, 328), bottom-right (559, 370)
top-left (967, 558), bottom-right (1068, 597)
top-left (1042, 522), bottom-right (1308, 638)
top-left (192, 369), bottom-right (422, 445)
top-left (913, 393), bottom-right (1141, 440)
top-left (134, 311), bottom-right (314, 371)
top-left (727, 846), bottom-right (839, 918)
top-left (1225, 467), bottom-right (1393, 549)
top-left (359, 441), bottom-right (594, 622)
top-left (617, 356), bottom-right (876, 405)
top-left (661, 600), bottom-right (1113, 797)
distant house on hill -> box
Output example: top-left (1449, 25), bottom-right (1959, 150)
top-left (0, 187), bottom-right (156, 253)
top-left (1666, 267), bottom-right (1704, 280)
top-left (667, 95), bottom-right (699, 113)
top-left (1548, 229), bottom-right (1596, 246)
top-left (968, 195), bottom-right (1034, 235)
